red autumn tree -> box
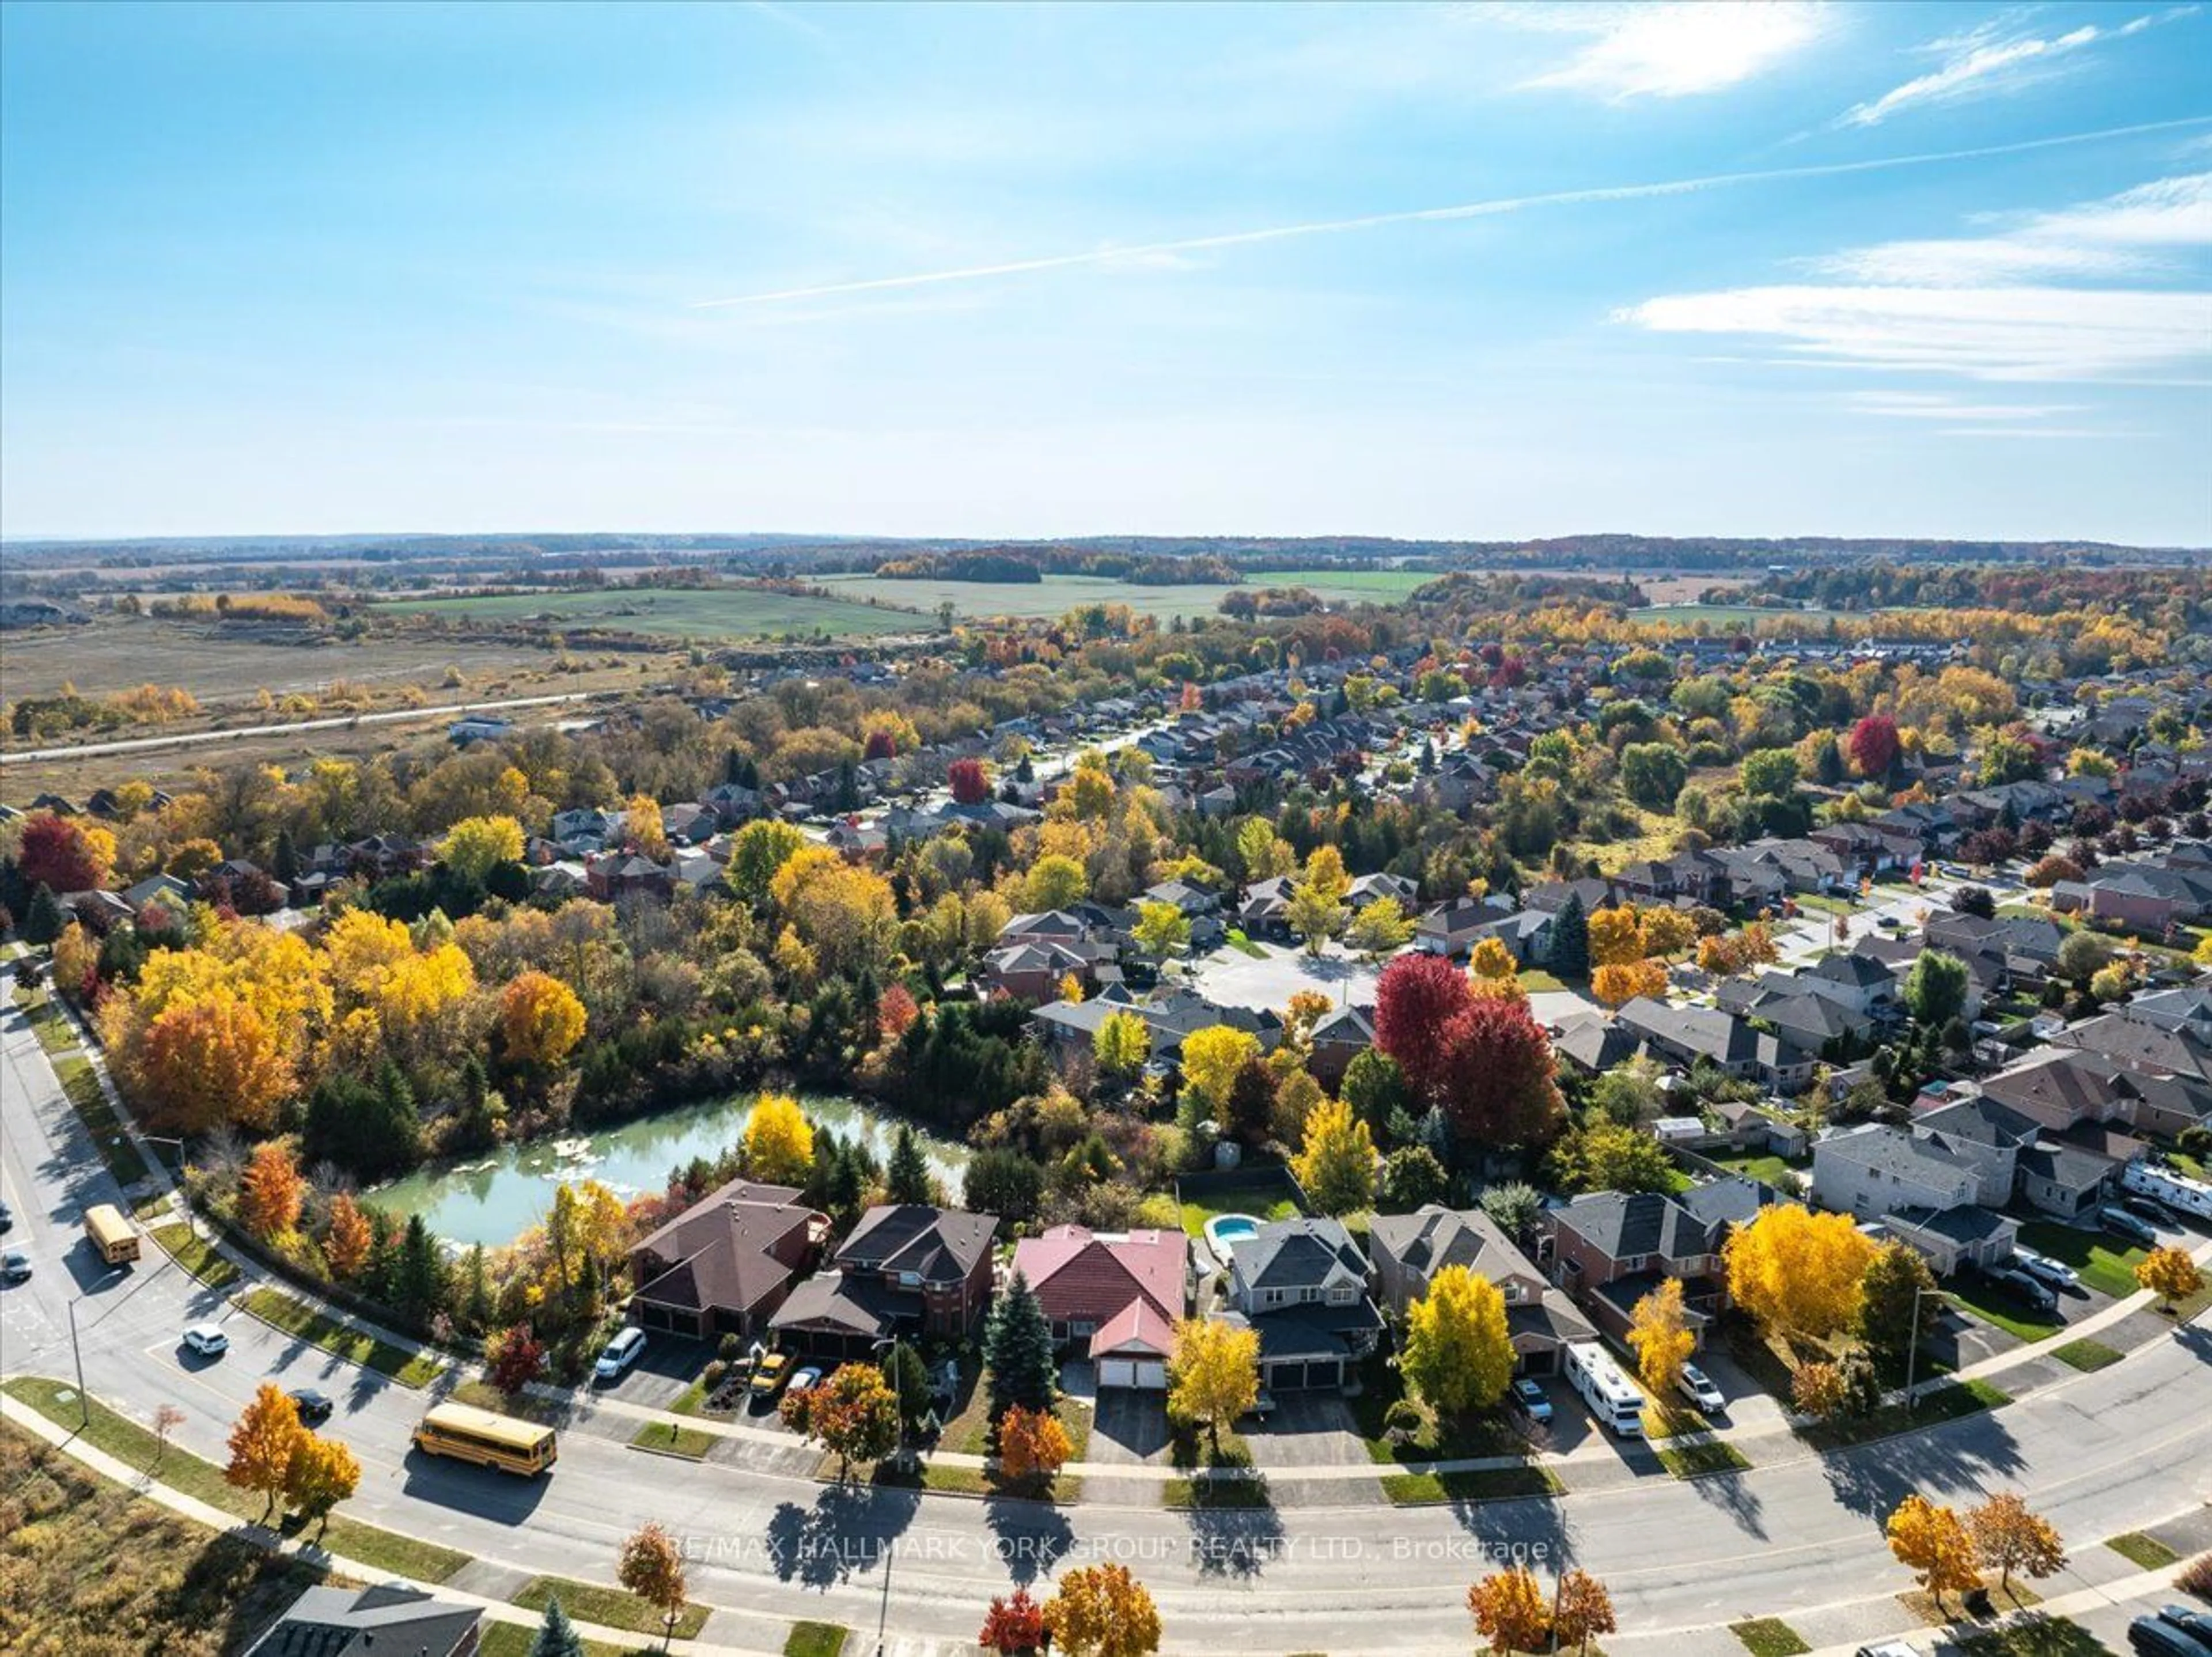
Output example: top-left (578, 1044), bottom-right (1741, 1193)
top-left (979, 1586), bottom-right (1047, 1654)
top-left (877, 983), bottom-right (921, 1041)
top-left (1374, 953), bottom-right (1472, 1104)
top-left (486, 1322), bottom-right (547, 1396)
top-left (863, 728), bottom-right (897, 761)
top-left (1850, 714), bottom-right (1901, 780)
top-left (19, 812), bottom-right (107, 893)
top-left (1439, 996), bottom-right (1566, 1150)
top-left (948, 757), bottom-right (991, 806)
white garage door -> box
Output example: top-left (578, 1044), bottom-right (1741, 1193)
top-left (1100, 1359), bottom-right (1166, 1390)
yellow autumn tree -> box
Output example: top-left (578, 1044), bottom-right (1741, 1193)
top-left (1166, 1318), bottom-right (1259, 1458)
top-left (1467, 1565), bottom-right (1551, 1655)
top-left (625, 793), bottom-right (668, 859)
top-left (1586, 906), bottom-right (1649, 968)
top-left (1725, 1205), bottom-right (1876, 1339)
top-left (1291, 1096), bottom-right (1376, 1217)
top-left (134, 989), bottom-right (293, 1134)
top-left (1591, 958), bottom-right (1669, 1007)
top-left (1042, 1563), bottom-right (1161, 1657)
top-left (1887, 1493), bottom-right (1983, 1612)
top-left (2136, 1245), bottom-right (2204, 1312)
top-left (1178, 1025), bottom-right (1259, 1118)
top-left (1401, 1265), bottom-right (1514, 1417)
top-left (225, 1384), bottom-right (306, 1521)
top-left (1469, 936), bottom-right (1518, 980)
top-left (744, 1093), bottom-right (816, 1185)
top-left (439, 814), bottom-right (525, 882)
top-left (1627, 1277), bottom-right (1696, 1399)
top-left (499, 970), bottom-right (587, 1069)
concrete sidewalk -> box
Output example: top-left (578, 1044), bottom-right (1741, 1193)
top-left (0, 1389), bottom-right (783, 1656)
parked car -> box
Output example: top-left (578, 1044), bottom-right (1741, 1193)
top-left (182, 1322), bottom-right (230, 1358)
top-left (2102, 1207), bottom-right (2161, 1248)
top-left (785, 1366), bottom-right (824, 1399)
top-left (2123, 1194), bottom-right (2178, 1227)
top-left (1512, 1378), bottom-right (1554, 1424)
top-left (0, 1200), bottom-right (14, 1232)
top-left (2012, 1249), bottom-right (2080, 1291)
top-left (593, 1326), bottom-right (647, 1385)
top-left (287, 1387), bottom-right (334, 1425)
top-left (1676, 1363), bottom-right (1726, 1415)
top-left (2129, 1614), bottom-right (2212, 1657)
top-left (748, 1352), bottom-right (790, 1403)
top-left (1854, 1643), bottom-right (1922, 1657)
top-left (2158, 1606), bottom-right (2212, 1643)
top-left (1988, 1268), bottom-right (2058, 1313)
top-left (1, 1250), bottom-right (30, 1285)
top-left (1244, 1387), bottom-right (1276, 1422)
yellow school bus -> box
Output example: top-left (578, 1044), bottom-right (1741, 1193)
top-left (412, 1402), bottom-right (558, 1476)
top-left (84, 1203), bottom-right (141, 1265)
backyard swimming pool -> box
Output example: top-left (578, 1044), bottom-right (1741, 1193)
top-left (1204, 1214), bottom-right (1262, 1262)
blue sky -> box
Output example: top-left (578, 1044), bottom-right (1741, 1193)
top-left (2, 1), bottom-right (2207, 544)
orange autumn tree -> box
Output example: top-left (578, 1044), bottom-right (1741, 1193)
top-left (1887, 1493), bottom-right (1983, 1613)
top-left (997, 1402), bottom-right (1073, 1491)
top-left (323, 1192), bottom-right (373, 1280)
top-left (1467, 1565), bottom-right (1551, 1655)
top-left (1592, 958), bottom-right (1668, 1007)
top-left (1041, 1563), bottom-right (1161, 1657)
top-left (237, 1141), bottom-right (305, 1241)
top-left (135, 990), bottom-right (293, 1134)
top-left (225, 1384), bottom-right (306, 1520)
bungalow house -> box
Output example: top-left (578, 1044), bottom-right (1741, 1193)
top-left (770, 1204), bottom-right (997, 1360)
top-left (245, 1584), bottom-right (480, 1657)
top-left (1009, 1225), bottom-right (1191, 1391)
top-left (1543, 1180), bottom-right (1770, 1348)
top-left (626, 1178), bottom-right (827, 1340)
top-left (1368, 1205), bottom-right (1595, 1375)
top-left (1218, 1217), bottom-right (1384, 1392)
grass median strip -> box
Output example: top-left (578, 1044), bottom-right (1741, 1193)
top-left (1164, 1474), bottom-right (1272, 1509)
top-left (1380, 1464), bottom-right (1562, 1506)
top-left (52, 1052), bottom-right (152, 1188)
top-left (1802, 1378), bottom-right (2009, 1451)
top-left (2, 1374), bottom-right (468, 1583)
top-left (1656, 1440), bottom-right (1752, 1479)
top-left (151, 1221), bottom-right (241, 1290)
top-left (513, 1575), bottom-right (709, 1640)
top-left (2051, 1337), bottom-right (2123, 1373)
top-left (628, 1419), bottom-right (715, 1459)
top-left (1729, 1617), bottom-right (1810, 1656)
top-left (786, 1623), bottom-right (851, 1657)
top-left (2106, 1530), bottom-right (2180, 1570)
top-left (238, 1288), bottom-right (442, 1387)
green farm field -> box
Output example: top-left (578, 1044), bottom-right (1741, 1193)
top-left (380, 585), bottom-right (921, 639)
top-left (820, 567), bottom-right (1432, 621)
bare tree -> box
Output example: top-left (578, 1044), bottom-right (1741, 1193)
top-left (152, 1404), bottom-right (186, 1470)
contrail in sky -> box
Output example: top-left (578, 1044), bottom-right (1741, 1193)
top-left (691, 114), bottom-right (2212, 308)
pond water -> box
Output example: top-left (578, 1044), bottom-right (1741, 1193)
top-left (364, 1091), bottom-right (968, 1248)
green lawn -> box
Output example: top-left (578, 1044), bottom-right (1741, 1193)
top-left (786, 1622), bottom-right (851, 1657)
top-left (2050, 1338), bottom-right (2123, 1373)
top-left (1379, 1465), bottom-right (1560, 1505)
top-left (1945, 1276), bottom-right (2066, 1343)
top-left (478, 1622), bottom-right (634, 1657)
top-left (1709, 1152), bottom-right (1800, 1186)
top-left (1223, 928), bottom-right (1268, 959)
top-left (2017, 1220), bottom-right (2149, 1299)
top-left (514, 1577), bottom-right (708, 1640)
top-left (1176, 1170), bottom-right (1308, 1239)
top-left (1949, 1616), bottom-right (2112, 1656)
top-left (384, 583), bottom-right (917, 640)
top-left (238, 1288), bottom-right (443, 1387)
top-left (2106, 1531), bottom-right (2180, 1570)
top-left (1516, 968), bottom-right (1568, 992)
top-left (1729, 1618), bottom-right (1812, 1657)
top-left (819, 568), bottom-right (1433, 624)
top-left (52, 1053), bottom-right (151, 1188)
top-left (939, 1377), bottom-right (1092, 1464)
top-left (1, 1375), bottom-right (468, 1582)
top-left (1163, 1474), bottom-right (1273, 1509)
top-left (628, 1419), bottom-right (714, 1459)
top-left (1656, 1440), bottom-right (1752, 1479)
top-left (150, 1222), bottom-right (241, 1290)
top-left (1802, 1378), bottom-right (2008, 1451)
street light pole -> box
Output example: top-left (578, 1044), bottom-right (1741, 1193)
top-left (67, 1297), bottom-right (89, 1429)
top-left (1903, 1283), bottom-right (1950, 1414)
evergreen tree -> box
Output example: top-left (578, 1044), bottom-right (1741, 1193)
top-left (272, 828), bottom-right (300, 885)
top-left (528, 1595), bottom-right (586, 1657)
top-left (393, 1214), bottom-right (448, 1326)
top-left (23, 884), bottom-right (65, 946)
top-left (461, 1244), bottom-right (495, 1334)
top-left (1551, 890), bottom-right (1590, 980)
top-left (983, 1269), bottom-right (1056, 1420)
top-left (884, 1339), bottom-right (932, 1431)
top-left (885, 1124), bottom-right (934, 1206)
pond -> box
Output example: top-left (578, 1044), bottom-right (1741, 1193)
top-left (364, 1091), bottom-right (968, 1248)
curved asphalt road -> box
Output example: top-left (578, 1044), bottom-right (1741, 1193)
top-left (5, 1004), bottom-right (2209, 1656)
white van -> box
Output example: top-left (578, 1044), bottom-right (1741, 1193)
top-left (593, 1326), bottom-right (647, 1384)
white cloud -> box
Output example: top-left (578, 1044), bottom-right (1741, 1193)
top-left (1621, 283), bottom-right (2210, 381)
top-left (1844, 391), bottom-right (2084, 419)
top-left (1807, 172), bottom-right (2212, 285)
top-left (1838, 7), bottom-right (2198, 128)
top-left (1518, 1), bottom-right (1830, 101)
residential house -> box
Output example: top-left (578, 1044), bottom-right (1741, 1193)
top-left (1809, 1124), bottom-right (2017, 1274)
top-left (1543, 1180), bottom-right (1770, 1348)
top-left (626, 1178), bottom-right (827, 1340)
top-left (1367, 1205), bottom-right (1595, 1375)
top-left (1218, 1217), bottom-right (1384, 1392)
top-left (1009, 1224), bottom-right (1191, 1391)
top-left (770, 1204), bottom-right (997, 1360)
top-left (1614, 998), bottom-right (1817, 1094)
top-left (245, 1584), bottom-right (480, 1657)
